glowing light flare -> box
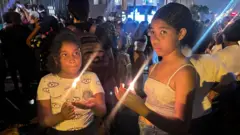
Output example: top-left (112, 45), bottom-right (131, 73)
top-left (105, 53), bottom-right (153, 126)
top-left (61, 52), bottom-right (98, 101)
top-left (128, 82), bottom-right (135, 91)
top-left (192, 0), bottom-right (235, 53)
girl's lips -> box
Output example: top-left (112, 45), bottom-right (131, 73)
top-left (154, 48), bottom-right (162, 51)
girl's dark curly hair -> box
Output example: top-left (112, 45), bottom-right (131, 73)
top-left (47, 29), bottom-right (81, 74)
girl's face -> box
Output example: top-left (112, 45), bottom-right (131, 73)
top-left (149, 19), bottom-right (183, 56)
top-left (58, 42), bottom-right (82, 78)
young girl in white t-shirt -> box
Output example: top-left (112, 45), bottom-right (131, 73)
top-left (37, 30), bottom-right (106, 135)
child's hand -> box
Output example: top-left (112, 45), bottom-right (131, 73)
top-left (60, 102), bottom-right (75, 120)
top-left (114, 84), bottom-right (149, 116)
top-left (72, 98), bottom-right (96, 109)
top-left (114, 83), bottom-right (127, 100)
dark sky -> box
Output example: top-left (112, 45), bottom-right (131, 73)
top-left (194, 0), bottom-right (240, 13)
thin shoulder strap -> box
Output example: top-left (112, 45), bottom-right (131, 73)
top-left (167, 64), bottom-right (194, 86)
top-left (149, 64), bottom-right (158, 76)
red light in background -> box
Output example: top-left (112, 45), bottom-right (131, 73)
top-left (231, 12), bottom-right (238, 16)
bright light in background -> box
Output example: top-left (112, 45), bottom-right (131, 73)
top-left (222, 12), bottom-right (239, 32)
top-left (115, 0), bottom-right (121, 5)
top-left (215, 14), bottom-right (224, 21)
top-left (128, 9), bottom-right (145, 22)
top-left (192, 0), bottom-right (235, 53)
top-left (151, 10), bottom-right (156, 15)
top-left (122, 11), bottom-right (127, 22)
top-left (148, 15), bottom-right (153, 23)
top-left (2, 0), bottom-right (17, 12)
top-left (231, 12), bottom-right (238, 16)
top-left (135, 14), bottom-right (145, 22)
top-left (148, 10), bottom-right (156, 22)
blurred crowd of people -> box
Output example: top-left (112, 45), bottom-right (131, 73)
top-left (0, 0), bottom-right (240, 135)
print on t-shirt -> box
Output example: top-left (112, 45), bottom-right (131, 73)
top-left (81, 78), bottom-right (91, 84)
top-left (48, 82), bottom-right (59, 88)
top-left (83, 90), bottom-right (93, 100)
top-left (96, 80), bottom-right (101, 85)
top-left (37, 72), bottom-right (104, 131)
top-left (42, 88), bottom-right (50, 93)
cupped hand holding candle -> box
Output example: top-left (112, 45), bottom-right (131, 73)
top-left (114, 84), bottom-right (150, 117)
top-left (60, 102), bottom-right (76, 120)
top-left (72, 98), bottom-right (96, 110)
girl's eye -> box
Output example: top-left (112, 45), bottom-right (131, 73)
top-left (148, 30), bottom-right (154, 36)
top-left (73, 51), bottom-right (80, 56)
top-left (61, 53), bottom-right (67, 57)
top-left (160, 30), bottom-right (167, 35)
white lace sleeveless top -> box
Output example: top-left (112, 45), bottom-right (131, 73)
top-left (144, 64), bottom-right (194, 117)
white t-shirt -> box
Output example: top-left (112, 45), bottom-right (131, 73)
top-left (190, 54), bottom-right (229, 119)
top-left (213, 45), bottom-right (240, 73)
top-left (37, 72), bottom-right (104, 131)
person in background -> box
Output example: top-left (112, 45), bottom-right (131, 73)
top-left (67, 0), bottom-right (118, 108)
top-left (116, 22), bottom-right (125, 50)
top-left (0, 40), bottom-right (6, 98)
top-left (209, 33), bottom-right (224, 54)
top-left (37, 30), bottom-right (106, 135)
top-left (67, 0), bottom-right (115, 51)
top-left (96, 16), bottom-right (105, 25)
top-left (38, 5), bottom-right (47, 20)
top-left (67, 0), bottom-right (92, 34)
top-left (116, 32), bottom-right (132, 90)
top-left (213, 19), bottom-right (240, 74)
top-left (26, 11), bottom-right (40, 46)
top-left (181, 21), bottom-right (236, 134)
top-left (0, 12), bottom-right (35, 100)
top-left (38, 16), bottom-right (60, 77)
top-left (189, 44), bottom-right (236, 135)
top-left (79, 33), bottom-right (118, 113)
top-left (132, 39), bottom-right (147, 97)
top-left (115, 3), bottom-right (199, 135)
top-left (132, 21), bottom-right (148, 96)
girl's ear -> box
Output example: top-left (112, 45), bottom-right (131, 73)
top-left (178, 28), bottom-right (187, 41)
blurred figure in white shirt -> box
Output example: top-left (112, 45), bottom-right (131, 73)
top-left (213, 19), bottom-right (240, 74)
top-left (209, 33), bottom-right (224, 54)
top-left (181, 21), bottom-right (236, 134)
